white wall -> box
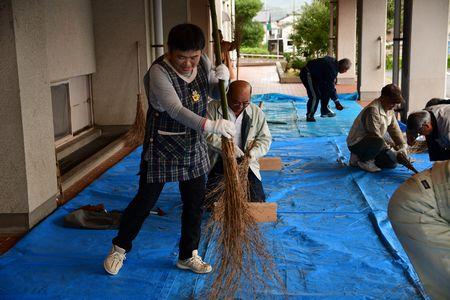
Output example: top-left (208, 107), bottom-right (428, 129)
top-left (337, 0), bottom-right (356, 84)
top-left (46, 0), bottom-right (96, 82)
top-left (406, 0), bottom-right (449, 113)
top-left (92, 0), bottom-right (148, 125)
top-left (359, 0), bottom-right (387, 100)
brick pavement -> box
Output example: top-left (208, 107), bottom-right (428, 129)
top-left (238, 65), bottom-right (357, 97)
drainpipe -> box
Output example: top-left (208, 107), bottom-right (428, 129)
top-left (328, 0), bottom-right (336, 56)
top-left (153, 0), bottom-right (164, 57)
top-left (392, 0), bottom-right (401, 86)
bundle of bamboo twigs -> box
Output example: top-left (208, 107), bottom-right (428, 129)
top-left (204, 141), bottom-right (282, 299)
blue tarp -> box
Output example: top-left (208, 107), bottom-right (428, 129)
top-left (253, 93), bottom-right (361, 138)
top-left (0, 93), bottom-right (431, 299)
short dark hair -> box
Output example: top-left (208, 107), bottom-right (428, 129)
top-left (381, 83), bottom-right (404, 104)
top-left (407, 111), bottom-right (431, 136)
top-left (338, 58), bottom-right (351, 70)
top-left (167, 24), bottom-right (205, 52)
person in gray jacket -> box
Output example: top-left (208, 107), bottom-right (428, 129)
top-left (347, 84), bottom-right (408, 172)
top-left (388, 160), bottom-right (450, 299)
top-left (205, 80), bottom-right (272, 202)
top-left (406, 99), bottom-right (450, 161)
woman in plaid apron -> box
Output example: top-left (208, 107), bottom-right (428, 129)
top-left (104, 24), bottom-right (236, 276)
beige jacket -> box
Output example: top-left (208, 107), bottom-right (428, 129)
top-left (205, 100), bottom-right (272, 180)
top-left (347, 98), bottom-right (405, 148)
top-left (388, 161), bottom-right (450, 299)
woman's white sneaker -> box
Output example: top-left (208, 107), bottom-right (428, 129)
top-left (104, 245), bottom-right (126, 275)
top-left (176, 250), bottom-right (212, 274)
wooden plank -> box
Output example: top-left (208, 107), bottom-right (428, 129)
top-left (258, 157), bottom-right (282, 171)
top-left (212, 202), bottom-right (277, 223)
top-left (247, 202), bottom-right (277, 222)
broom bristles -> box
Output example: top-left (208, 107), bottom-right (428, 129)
top-left (124, 93), bottom-right (146, 147)
top-left (204, 138), bottom-right (284, 299)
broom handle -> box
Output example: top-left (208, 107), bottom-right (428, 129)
top-left (136, 41), bottom-right (142, 95)
top-left (209, 0), bottom-right (230, 120)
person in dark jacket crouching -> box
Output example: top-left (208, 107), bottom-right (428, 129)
top-left (407, 98), bottom-right (450, 161)
top-left (300, 56), bottom-right (351, 122)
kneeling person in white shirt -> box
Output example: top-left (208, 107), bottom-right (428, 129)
top-left (205, 80), bottom-right (272, 202)
top-left (347, 84), bottom-right (408, 172)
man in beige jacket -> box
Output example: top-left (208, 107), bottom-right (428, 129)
top-left (205, 80), bottom-right (272, 202)
top-left (388, 160), bottom-right (450, 299)
top-left (347, 84), bottom-right (408, 172)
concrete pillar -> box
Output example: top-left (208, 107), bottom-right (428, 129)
top-left (402, 0), bottom-right (449, 114)
top-left (0, 0), bottom-right (58, 233)
top-left (358, 0), bottom-right (387, 100)
top-left (336, 0), bottom-right (357, 84)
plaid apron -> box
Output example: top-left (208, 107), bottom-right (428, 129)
top-left (141, 56), bottom-right (210, 183)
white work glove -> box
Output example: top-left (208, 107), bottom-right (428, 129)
top-left (234, 146), bottom-right (244, 158)
top-left (203, 119), bottom-right (236, 138)
top-left (214, 64), bottom-right (230, 81)
top-left (248, 149), bottom-right (258, 161)
top-left (398, 144), bottom-right (408, 157)
top-left (386, 148), bottom-right (398, 163)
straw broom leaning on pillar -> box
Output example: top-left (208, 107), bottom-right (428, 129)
top-left (103, 23), bottom-right (235, 276)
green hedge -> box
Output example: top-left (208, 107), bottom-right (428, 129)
top-left (386, 55), bottom-right (450, 69)
top-left (240, 47), bottom-right (269, 54)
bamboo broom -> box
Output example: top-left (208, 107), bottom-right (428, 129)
top-left (207, 2), bottom-right (284, 298)
top-left (124, 41), bottom-right (146, 148)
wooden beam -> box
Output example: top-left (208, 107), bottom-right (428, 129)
top-left (213, 202), bottom-right (278, 223)
top-left (247, 202), bottom-right (277, 222)
top-left (258, 157), bottom-right (282, 171)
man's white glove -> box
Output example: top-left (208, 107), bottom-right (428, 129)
top-left (204, 119), bottom-right (236, 138)
top-left (214, 64), bottom-right (230, 81)
top-left (234, 146), bottom-right (244, 158)
top-left (398, 144), bottom-right (408, 157)
top-left (248, 149), bottom-right (258, 160)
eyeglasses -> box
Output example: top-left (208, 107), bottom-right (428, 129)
top-left (230, 101), bottom-right (249, 109)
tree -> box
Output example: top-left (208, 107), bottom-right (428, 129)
top-left (241, 21), bottom-right (264, 47)
top-left (235, 0), bottom-right (263, 25)
top-left (291, 0), bottom-right (329, 59)
top-left (235, 0), bottom-right (264, 47)
top-left (387, 0), bottom-right (395, 30)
